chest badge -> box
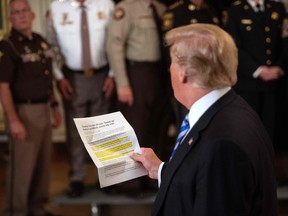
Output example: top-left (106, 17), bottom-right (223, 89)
top-left (41, 42), bottom-right (48, 50)
top-left (61, 13), bottom-right (73, 25)
top-left (271, 12), bottom-right (279, 20)
top-left (97, 11), bottom-right (105, 20)
top-left (188, 137), bottom-right (193, 145)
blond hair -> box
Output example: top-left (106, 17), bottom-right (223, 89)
top-left (165, 24), bottom-right (238, 89)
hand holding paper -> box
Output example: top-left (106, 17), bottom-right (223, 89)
top-left (73, 111), bottom-right (147, 188)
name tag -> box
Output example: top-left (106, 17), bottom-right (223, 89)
top-left (241, 19), bottom-right (252, 24)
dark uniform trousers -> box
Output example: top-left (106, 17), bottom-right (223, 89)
top-left (117, 60), bottom-right (166, 190)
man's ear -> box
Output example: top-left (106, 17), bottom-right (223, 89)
top-left (179, 69), bottom-right (188, 83)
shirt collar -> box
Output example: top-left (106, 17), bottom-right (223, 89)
top-left (247, 0), bottom-right (264, 12)
top-left (187, 87), bottom-right (231, 129)
top-left (71, 0), bottom-right (90, 8)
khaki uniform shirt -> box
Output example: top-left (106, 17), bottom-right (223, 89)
top-left (107, 0), bottom-right (166, 87)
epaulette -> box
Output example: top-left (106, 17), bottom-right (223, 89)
top-left (168, 0), bottom-right (184, 10)
top-left (232, 0), bottom-right (242, 6)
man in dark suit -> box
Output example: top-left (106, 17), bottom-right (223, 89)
top-left (162, 0), bottom-right (220, 129)
top-left (131, 24), bottom-right (277, 216)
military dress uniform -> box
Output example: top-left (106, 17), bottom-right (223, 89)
top-left (0, 28), bottom-right (54, 216)
top-left (224, 0), bottom-right (287, 145)
top-left (47, 0), bottom-right (114, 192)
top-left (162, 0), bottom-right (220, 129)
top-left (162, 0), bottom-right (220, 33)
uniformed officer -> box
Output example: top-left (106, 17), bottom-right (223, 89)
top-left (46, 0), bottom-right (115, 198)
top-left (162, 0), bottom-right (220, 129)
top-left (224, 0), bottom-right (287, 147)
top-left (0, 0), bottom-right (61, 215)
top-left (162, 0), bottom-right (220, 33)
top-left (106, 0), bottom-right (166, 195)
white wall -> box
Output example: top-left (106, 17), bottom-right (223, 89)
top-left (28, 0), bottom-right (54, 35)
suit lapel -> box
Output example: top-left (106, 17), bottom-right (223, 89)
top-left (152, 90), bottom-right (238, 215)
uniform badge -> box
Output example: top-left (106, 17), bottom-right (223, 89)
top-left (24, 46), bottom-right (31, 53)
top-left (41, 42), bottom-right (48, 50)
top-left (97, 11), bottom-right (105, 20)
top-left (188, 137), bottom-right (193, 145)
top-left (162, 13), bottom-right (173, 31)
top-left (113, 7), bottom-right (125, 20)
top-left (271, 12), bottom-right (279, 20)
top-left (188, 4), bottom-right (196, 11)
top-left (241, 19), bottom-right (252, 24)
top-left (61, 13), bottom-right (73, 25)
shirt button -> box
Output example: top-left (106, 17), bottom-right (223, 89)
top-left (266, 60), bottom-right (272, 65)
top-left (266, 37), bottom-right (271, 43)
top-left (266, 49), bottom-right (271, 55)
top-left (265, 26), bottom-right (270, 32)
top-left (44, 70), bottom-right (50, 75)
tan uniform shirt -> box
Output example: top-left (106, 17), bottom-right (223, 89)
top-left (107, 0), bottom-right (166, 87)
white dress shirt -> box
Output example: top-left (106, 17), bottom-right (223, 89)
top-left (49, 0), bottom-right (114, 79)
top-left (247, 0), bottom-right (264, 12)
top-left (157, 87), bottom-right (231, 187)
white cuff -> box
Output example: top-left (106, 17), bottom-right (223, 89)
top-left (158, 162), bottom-right (164, 188)
top-left (52, 62), bottom-right (64, 80)
top-left (252, 66), bottom-right (263, 78)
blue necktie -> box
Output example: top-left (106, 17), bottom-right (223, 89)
top-left (170, 115), bottom-right (190, 159)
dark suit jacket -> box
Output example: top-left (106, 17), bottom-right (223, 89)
top-left (152, 90), bottom-right (277, 216)
top-left (224, 0), bottom-right (286, 92)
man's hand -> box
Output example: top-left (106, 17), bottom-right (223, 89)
top-left (103, 77), bottom-right (115, 98)
top-left (117, 86), bottom-right (133, 106)
top-left (130, 148), bottom-right (162, 179)
top-left (10, 119), bottom-right (26, 141)
top-left (259, 66), bottom-right (284, 81)
top-left (57, 78), bottom-right (73, 100)
top-left (51, 108), bottom-right (62, 128)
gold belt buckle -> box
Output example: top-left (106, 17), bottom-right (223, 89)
top-left (84, 68), bottom-right (94, 77)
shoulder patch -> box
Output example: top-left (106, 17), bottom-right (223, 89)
top-left (162, 12), bottom-right (174, 32)
top-left (233, 0), bottom-right (242, 6)
top-left (168, 0), bottom-right (183, 10)
top-left (113, 7), bottom-right (125, 20)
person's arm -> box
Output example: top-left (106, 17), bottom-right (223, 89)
top-left (45, 6), bottom-right (73, 100)
top-left (106, 5), bottom-right (133, 106)
top-left (49, 89), bottom-right (62, 129)
top-left (0, 83), bottom-right (26, 141)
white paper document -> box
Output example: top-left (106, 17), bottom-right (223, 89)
top-left (73, 111), bottom-right (147, 188)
